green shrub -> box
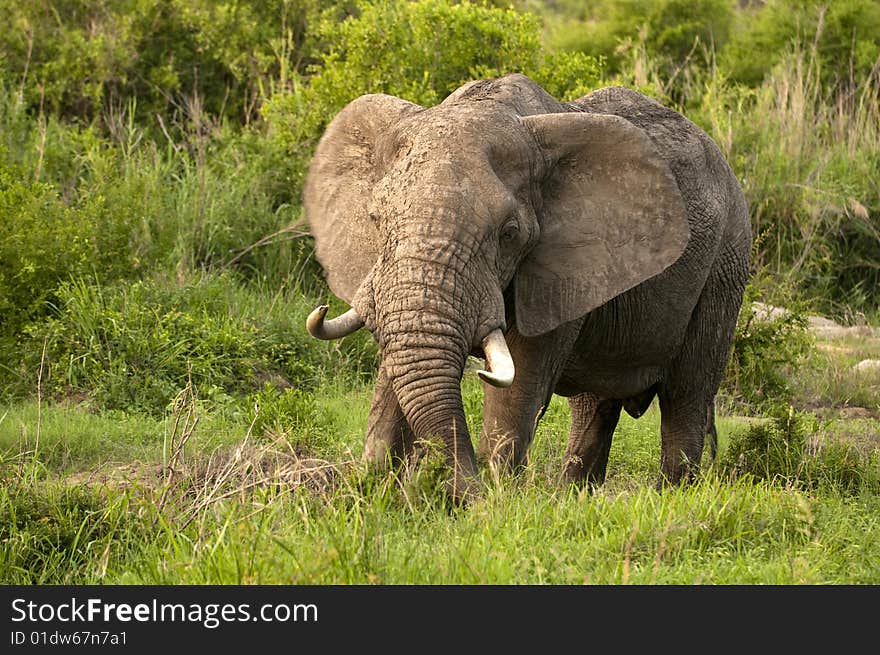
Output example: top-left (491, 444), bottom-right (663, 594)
top-left (0, 480), bottom-right (123, 583)
top-left (264, 0), bottom-right (602, 159)
top-left (0, 157), bottom-right (138, 336)
top-left (248, 384), bottom-right (319, 436)
top-left (546, 0), bottom-right (735, 82)
top-left (721, 405), bottom-right (879, 494)
top-left (1, 80), bottom-right (311, 295)
top-left (0, 0), bottom-right (332, 130)
top-left (722, 406), bottom-right (814, 483)
top-left (721, 0), bottom-right (880, 93)
top-left (687, 43), bottom-right (880, 314)
top-left (532, 50), bottom-right (605, 101)
top-left (27, 274), bottom-right (377, 414)
top-left (722, 283), bottom-right (814, 410)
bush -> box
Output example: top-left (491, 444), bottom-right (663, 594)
top-left (721, 0), bottom-right (880, 93)
top-left (0, 79), bottom-right (312, 300)
top-left (0, 481), bottom-right (120, 583)
top-left (546, 0), bottom-right (735, 82)
top-left (247, 384), bottom-right (319, 437)
top-left (721, 405), bottom-right (879, 494)
top-left (687, 43), bottom-right (880, 314)
top-left (722, 405), bottom-right (815, 483)
top-left (25, 274), bottom-right (377, 415)
top-left (264, 0), bottom-right (602, 159)
top-left (722, 283), bottom-right (814, 410)
top-left (0, 157), bottom-right (138, 337)
top-left (0, 0), bottom-right (332, 130)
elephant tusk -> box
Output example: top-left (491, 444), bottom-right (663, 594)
top-left (306, 305), bottom-right (365, 340)
top-left (477, 328), bottom-right (515, 388)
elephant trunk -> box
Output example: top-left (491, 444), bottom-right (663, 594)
top-left (381, 342), bottom-right (479, 501)
top-left (375, 272), bottom-right (483, 501)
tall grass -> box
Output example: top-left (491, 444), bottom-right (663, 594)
top-left (693, 45), bottom-right (880, 314)
top-left (2, 372), bottom-right (878, 585)
top-left (2, 393), bottom-right (878, 584)
top-left (22, 273), bottom-right (378, 415)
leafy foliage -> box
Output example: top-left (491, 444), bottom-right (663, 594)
top-left (0, 157), bottom-right (137, 337)
top-left (721, 0), bottom-right (880, 93)
top-left (0, 0), bottom-right (331, 129)
top-left (691, 48), bottom-right (880, 312)
top-left (545, 0), bottom-right (736, 80)
top-left (264, 0), bottom-right (602, 151)
top-left (0, 481), bottom-right (123, 583)
top-left (29, 275), bottom-right (377, 414)
top-left (721, 405), bottom-right (879, 494)
top-left (723, 286), bottom-right (814, 410)
top-left (248, 384), bottom-right (319, 436)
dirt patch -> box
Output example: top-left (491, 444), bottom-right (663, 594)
top-left (58, 444), bottom-right (350, 501)
top-left (63, 462), bottom-right (164, 490)
top-left (816, 342), bottom-right (856, 354)
top-left (752, 302), bottom-right (880, 340)
top-left (836, 406), bottom-right (878, 419)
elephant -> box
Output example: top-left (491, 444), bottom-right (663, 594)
top-left (303, 73), bottom-right (751, 502)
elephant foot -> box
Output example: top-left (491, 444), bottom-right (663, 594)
top-left (440, 440), bottom-right (482, 505)
top-left (478, 435), bottom-right (521, 478)
top-left (561, 454), bottom-right (589, 485)
top-left (656, 449), bottom-right (700, 489)
top-left (363, 434), bottom-right (389, 470)
top-left (655, 465), bottom-right (698, 489)
top-left (478, 421), bottom-right (532, 480)
top-left (561, 454), bottom-right (609, 490)
top-left (363, 416), bottom-right (417, 473)
top-left (363, 431), bottom-right (407, 471)
top-left (402, 435), bottom-right (483, 505)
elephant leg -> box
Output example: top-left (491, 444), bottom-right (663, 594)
top-left (363, 367), bottom-right (416, 470)
top-left (657, 395), bottom-right (710, 485)
top-left (478, 325), bottom-right (577, 473)
top-left (658, 244), bottom-right (746, 485)
top-left (562, 394), bottom-right (622, 487)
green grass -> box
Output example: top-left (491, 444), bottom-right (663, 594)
top-left (793, 334), bottom-right (880, 414)
top-left (1, 0), bottom-right (878, 587)
top-left (2, 365), bottom-right (878, 585)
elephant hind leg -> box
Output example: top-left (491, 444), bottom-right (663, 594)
top-left (562, 394), bottom-right (622, 487)
top-left (656, 395), bottom-right (710, 485)
top-left (657, 237), bottom-right (747, 485)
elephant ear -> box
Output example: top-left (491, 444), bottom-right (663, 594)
top-left (304, 94), bottom-right (423, 305)
top-left (515, 112), bottom-right (690, 337)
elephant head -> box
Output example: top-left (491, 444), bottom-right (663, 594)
top-left (303, 74), bottom-right (689, 501)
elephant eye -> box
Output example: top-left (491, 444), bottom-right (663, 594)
top-left (500, 220), bottom-right (520, 245)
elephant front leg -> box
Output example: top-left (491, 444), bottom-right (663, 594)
top-left (563, 395), bottom-right (622, 487)
top-left (477, 325), bottom-right (575, 475)
top-left (478, 384), bottom-right (548, 474)
top-left (363, 367), bottom-right (416, 470)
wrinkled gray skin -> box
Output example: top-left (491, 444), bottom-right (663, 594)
top-left (304, 74), bottom-right (750, 502)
